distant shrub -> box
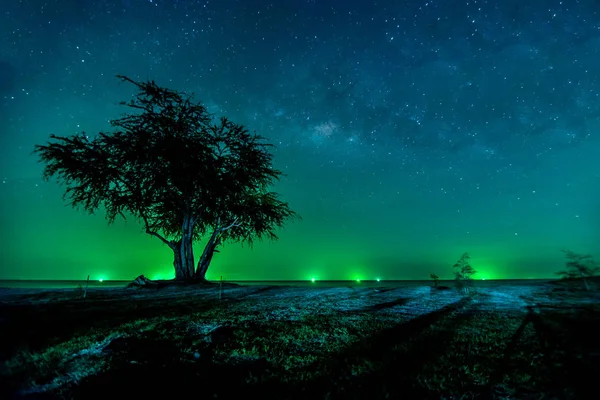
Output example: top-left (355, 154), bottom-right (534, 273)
top-left (75, 284), bottom-right (84, 298)
top-left (429, 273), bottom-right (439, 287)
top-left (452, 252), bottom-right (476, 295)
top-left (557, 250), bottom-right (599, 291)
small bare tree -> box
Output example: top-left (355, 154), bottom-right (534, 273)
top-left (557, 250), bottom-right (599, 291)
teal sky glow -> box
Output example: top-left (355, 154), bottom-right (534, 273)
top-left (1, 0), bottom-right (599, 281)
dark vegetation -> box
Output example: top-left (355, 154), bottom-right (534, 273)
top-left (33, 76), bottom-right (298, 282)
top-left (556, 250), bottom-right (599, 291)
top-left (429, 273), bottom-right (439, 286)
top-left (453, 252), bottom-right (477, 295)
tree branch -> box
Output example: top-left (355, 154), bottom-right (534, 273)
top-left (140, 211), bottom-right (171, 246)
top-left (116, 75), bottom-right (142, 88)
top-left (220, 218), bottom-right (242, 232)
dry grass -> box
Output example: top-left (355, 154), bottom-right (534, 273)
top-left (1, 281), bottom-right (598, 399)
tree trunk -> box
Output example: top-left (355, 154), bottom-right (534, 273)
top-left (171, 237), bottom-right (195, 280)
top-left (195, 229), bottom-right (221, 280)
top-left (172, 215), bottom-right (196, 280)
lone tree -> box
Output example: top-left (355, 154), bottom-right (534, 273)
top-left (452, 252), bottom-right (476, 294)
top-left (34, 75), bottom-right (299, 281)
top-left (429, 273), bottom-right (439, 287)
top-left (557, 250), bottom-right (599, 291)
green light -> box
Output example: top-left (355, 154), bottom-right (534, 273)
top-left (99, 278), bottom-right (104, 283)
top-left (311, 278), bottom-right (316, 283)
top-left (376, 278), bottom-right (380, 282)
top-left (356, 279), bottom-right (360, 283)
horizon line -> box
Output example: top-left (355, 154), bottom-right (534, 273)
top-left (0, 278), bottom-right (557, 282)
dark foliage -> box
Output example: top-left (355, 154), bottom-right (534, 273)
top-left (429, 273), bottom-right (439, 286)
top-left (452, 252), bottom-right (476, 293)
top-left (34, 75), bottom-right (299, 279)
top-left (556, 250), bottom-right (599, 290)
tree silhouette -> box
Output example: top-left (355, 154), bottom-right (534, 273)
top-left (557, 250), bottom-right (599, 291)
top-left (34, 75), bottom-right (299, 281)
top-left (429, 273), bottom-right (439, 287)
top-left (452, 252), bottom-right (476, 294)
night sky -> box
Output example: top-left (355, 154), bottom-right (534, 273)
top-left (1, 0), bottom-right (599, 281)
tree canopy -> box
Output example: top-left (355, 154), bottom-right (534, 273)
top-left (34, 75), bottom-right (299, 280)
top-left (557, 250), bottom-right (599, 290)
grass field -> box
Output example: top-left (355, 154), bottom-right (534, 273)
top-left (1, 279), bottom-right (598, 399)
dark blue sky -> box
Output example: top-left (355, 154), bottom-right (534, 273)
top-left (1, 0), bottom-right (599, 280)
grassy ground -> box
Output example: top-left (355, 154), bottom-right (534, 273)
top-left (0, 280), bottom-right (599, 399)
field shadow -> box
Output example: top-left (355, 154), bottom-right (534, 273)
top-left (231, 285), bottom-right (286, 300)
top-left (477, 303), bottom-right (600, 399)
top-left (359, 297), bottom-right (411, 311)
top-left (5, 297), bottom-right (475, 400)
top-left (0, 293), bottom-right (218, 361)
top-left (8, 329), bottom-right (273, 400)
top-left (372, 287), bottom-right (398, 294)
top-left (288, 297), bottom-right (475, 398)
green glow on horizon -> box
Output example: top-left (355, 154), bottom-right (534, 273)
top-left (311, 277), bottom-right (316, 282)
top-left (0, 177), bottom-right (587, 281)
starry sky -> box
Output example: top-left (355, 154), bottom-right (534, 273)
top-left (1, 0), bottom-right (599, 281)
